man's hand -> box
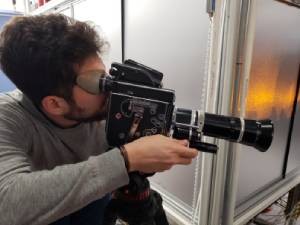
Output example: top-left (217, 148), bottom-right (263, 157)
top-left (124, 135), bottom-right (198, 173)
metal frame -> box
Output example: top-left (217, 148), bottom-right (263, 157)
top-left (276, 0), bottom-right (300, 8)
top-left (211, 1), bottom-right (300, 225)
top-left (198, 0), bottom-right (244, 224)
top-left (234, 169), bottom-right (300, 225)
top-left (0, 11), bottom-right (22, 16)
top-left (29, 0), bottom-right (81, 15)
top-left (222, 0), bottom-right (254, 224)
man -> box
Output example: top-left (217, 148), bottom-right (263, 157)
top-left (0, 14), bottom-right (198, 225)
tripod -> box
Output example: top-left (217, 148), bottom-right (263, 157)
top-left (103, 172), bottom-right (169, 225)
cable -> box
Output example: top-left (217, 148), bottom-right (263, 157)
top-left (191, 14), bottom-right (214, 225)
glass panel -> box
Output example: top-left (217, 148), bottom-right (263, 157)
top-left (236, 0), bottom-right (300, 205)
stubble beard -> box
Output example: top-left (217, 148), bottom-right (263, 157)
top-left (63, 101), bottom-right (108, 123)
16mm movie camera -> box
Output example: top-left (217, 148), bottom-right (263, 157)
top-left (77, 59), bottom-right (274, 154)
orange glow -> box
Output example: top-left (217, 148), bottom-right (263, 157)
top-left (245, 52), bottom-right (299, 119)
top-left (243, 0), bottom-right (300, 120)
top-left (246, 80), bottom-right (296, 119)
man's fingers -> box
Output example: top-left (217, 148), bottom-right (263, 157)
top-left (172, 138), bottom-right (189, 146)
top-left (177, 147), bottom-right (198, 158)
top-left (176, 158), bottom-right (193, 165)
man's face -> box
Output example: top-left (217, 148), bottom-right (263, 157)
top-left (63, 55), bottom-right (109, 123)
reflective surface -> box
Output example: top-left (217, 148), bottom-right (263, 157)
top-left (236, 0), bottom-right (300, 205)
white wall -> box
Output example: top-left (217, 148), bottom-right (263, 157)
top-left (73, 0), bottom-right (122, 68)
top-left (0, 1), bottom-right (25, 13)
top-left (124, 0), bottom-right (210, 206)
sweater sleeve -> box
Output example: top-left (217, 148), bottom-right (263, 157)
top-left (0, 112), bottom-right (129, 225)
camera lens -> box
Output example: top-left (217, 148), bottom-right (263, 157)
top-left (173, 108), bottom-right (274, 152)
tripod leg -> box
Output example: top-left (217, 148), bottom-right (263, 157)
top-left (102, 199), bottom-right (119, 225)
top-left (153, 205), bottom-right (169, 225)
top-left (152, 191), bottom-right (169, 225)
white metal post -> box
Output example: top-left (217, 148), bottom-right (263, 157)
top-left (198, 0), bottom-right (245, 224)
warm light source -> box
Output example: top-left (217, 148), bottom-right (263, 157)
top-left (245, 54), bottom-right (298, 119)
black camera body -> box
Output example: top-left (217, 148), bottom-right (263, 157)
top-left (105, 60), bottom-right (175, 146)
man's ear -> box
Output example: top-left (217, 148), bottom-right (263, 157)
top-left (41, 96), bottom-right (69, 116)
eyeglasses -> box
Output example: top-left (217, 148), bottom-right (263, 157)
top-left (76, 70), bottom-right (107, 95)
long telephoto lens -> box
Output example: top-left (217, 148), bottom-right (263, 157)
top-left (203, 113), bottom-right (273, 152)
top-left (173, 108), bottom-right (274, 152)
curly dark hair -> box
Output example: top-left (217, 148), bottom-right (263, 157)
top-left (0, 14), bottom-right (107, 105)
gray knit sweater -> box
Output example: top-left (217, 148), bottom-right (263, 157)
top-left (0, 90), bottom-right (129, 225)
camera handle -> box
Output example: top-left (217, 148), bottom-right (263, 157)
top-left (171, 125), bottom-right (218, 154)
top-left (189, 140), bottom-right (218, 154)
